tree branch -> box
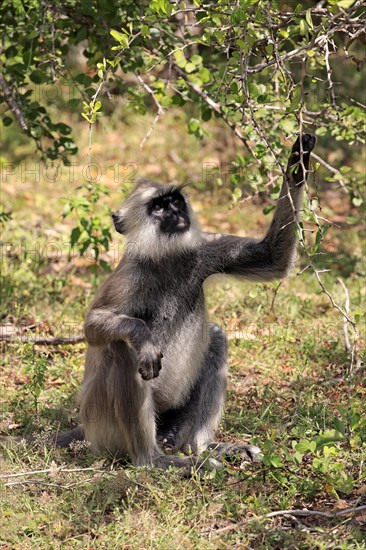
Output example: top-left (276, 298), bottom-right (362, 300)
top-left (0, 73), bottom-right (29, 131)
top-left (0, 335), bottom-right (85, 345)
top-left (174, 66), bottom-right (255, 157)
top-left (135, 73), bottom-right (165, 149)
top-left (201, 505), bottom-right (366, 535)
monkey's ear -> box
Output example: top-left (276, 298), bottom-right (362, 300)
top-left (112, 211), bottom-right (126, 234)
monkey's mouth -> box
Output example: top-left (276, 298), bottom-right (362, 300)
top-left (176, 219), bottom-right (190, 231)
top-left (161, 216), bottom-right (190, 235)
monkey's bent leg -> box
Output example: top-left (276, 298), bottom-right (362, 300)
top-left (158, 323), bottom-right (228, 453)
top-left (80, 344), bottom-right (161, 466)
top-left (80, 344), bottom-right (220, 473)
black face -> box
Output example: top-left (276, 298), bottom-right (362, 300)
top-left (148, 191), bottom-right (191, 235)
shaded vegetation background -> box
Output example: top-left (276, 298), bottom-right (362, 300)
top-left (0, 0), bottom-right (365, 548)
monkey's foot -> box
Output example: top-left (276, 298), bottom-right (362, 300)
top-left (155, 453), bottom-right (222, 477)
top-left (53, 427), bottom-right (85, 448)
top-left (207, 442), bottom-right (262, 465)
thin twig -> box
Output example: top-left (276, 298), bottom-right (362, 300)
top-left (270, 281), bottom-right (283, 314)
top-left (0, 466), bottom-right (104, 479)
top-left (337, 278), bottom-right (351, 351)
top-left (135, 73), bottom-right (165, 149)
top-left (201, 505), bottom-right (366, 535)
top-left (174, 66), bottom-right (255, 158)
top-left (5, 480), bottom-right (71, 488)
top-left (311, 152), bottom-right (349, 193)
top-left (0, 335), bottom-right (85, 345)
top-left (298, 55), bottom-right (357, 333)
top-left (324, 39), bottom-right (337, 109)
top-left (246, 2), bottom-right (363, 74)
top-left (312, 267), bottom-right (355, 327)
top-left (259, 505), bottom-right (366, 520)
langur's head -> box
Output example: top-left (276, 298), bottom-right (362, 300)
top-left (112, 179), bottom-right (201, 259)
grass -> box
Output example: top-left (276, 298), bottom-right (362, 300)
top-left (1, 108), bottom-right (365, 549)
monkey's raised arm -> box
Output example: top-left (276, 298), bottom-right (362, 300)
top-left (202, 134), bottom-right (316, 281)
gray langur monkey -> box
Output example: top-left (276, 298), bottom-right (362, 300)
top-left (3, 134), bottom-right (316, 472)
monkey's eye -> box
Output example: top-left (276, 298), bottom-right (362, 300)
top-left (172, 198), bottom-right (181, 206)
top-left (153, 203), bottom-right (163, 211)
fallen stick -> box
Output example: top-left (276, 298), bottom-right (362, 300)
top-left (0, 335), bottom-right (85, 345)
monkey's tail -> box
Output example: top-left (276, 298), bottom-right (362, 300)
top-left (53, 427), bottom-right (85, 447)
top-left (0, 427), bottom-right (85, 448)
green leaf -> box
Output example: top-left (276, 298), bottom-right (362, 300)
top-left (231, 8), bottom-right (246, 24)
top-left (315, 429), bottom-right (345, 448)
top-left (263, 204), bottom-right (275, 215)
top-left (80, 239), bottom-right (91, 256)
top-left (185, 62), bottom-right (196, 73)
top-left (188, 118), bottom-right (200, 132)
top-left (200, 67), bottom-right (211, 83)
top-left (75, 74), bottom-right (93, 86)
top-left (100, 259), bottom-right (112, 272)
top-left (265, 44), bottom-right (273, 55)
top-left (352, 197), bottom-right (362, 207)
top-left (56, 123), bottom-right (72, 135)
top-left (335, 475), bottom-right (354, 495)
top-left (333, 417), bottom-right (346, 435)
top-left (350, 412), bottom-right (360, 430)
top-left (29, 70), bottom-right (48, 84)
top-left (70, 226), bottom-right (81, 246)
top-left (309, 441), bottom-right (316, 453)
top-left (299, 19), bottom-right (308, 36)
top-left (191, 54), bottom-right (203, 66)
top-left (110, 29), bottom-right (125, 42)
top-left (232, 187), bottom-right (242, 202)
top-left (110, 29), bottom-right (129, 48)
top-left (295, 439), bottom-right (311, 453)
top-left (270, 454), bottom-right (283, 468)
top-left (316, 127), bottom-right (327, 136)
top-left (201, 104), bottom-right (212, 121)
top-left (237, 39), bottom-right (248, 53)
top-left (174, 50), bottom-right (187, 68)
top-left (248, 82), bottom-right (260, 98)
top-left (336, 0), bottom-right (355, 7)
top-left (305, 9), bottom-right (314, 29)
top-left (294, 451), bottom-right (303, 463)
top-left (30, 126), bottom-right (43, 138)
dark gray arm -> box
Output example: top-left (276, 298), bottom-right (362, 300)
top-left (202, 134), bottom-right (316, 281)
top-left (84, 309), bottom-right (162, 380)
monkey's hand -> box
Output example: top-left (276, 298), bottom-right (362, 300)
top-left (136, 342), bottom-right (163, 381)
top-left (288, 133), bottom-right (316, 186)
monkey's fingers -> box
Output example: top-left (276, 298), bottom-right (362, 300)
top-left (139, 364), bottom-right (154, 380)
top-left (151, 358), bottom-right (161, 378)
top-left (138, 355), bottom-right (162, 380)
top-left (289, 133), bottom-right (316, 185)
top-left (291, 133), bottom-right (316, 158)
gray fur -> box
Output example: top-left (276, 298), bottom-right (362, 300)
top-left (59, 135), bottom-right (316, 471)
